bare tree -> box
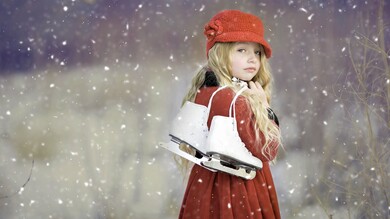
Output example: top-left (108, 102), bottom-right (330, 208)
top-left (318, 0), bottom-right (389, 218)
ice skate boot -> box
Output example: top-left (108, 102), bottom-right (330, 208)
top-left (159, 86), bottom-right (226, 169)
top-left (201, 116), bottom-right (263, 179)
top-left (201, 86), bottom-right (263, 180)
top-left (159, 101), bottom-right (212, 168)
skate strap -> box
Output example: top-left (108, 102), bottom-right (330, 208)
top-left (206, 85), bottom-right (227, 111)
top-left (229, 86), bottom-right (248, 130)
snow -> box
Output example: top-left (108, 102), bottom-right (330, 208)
top-left (0, 1), bottom-right (389, 219)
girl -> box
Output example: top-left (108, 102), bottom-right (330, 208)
top-left (178, 10), bottom-right (281, 219)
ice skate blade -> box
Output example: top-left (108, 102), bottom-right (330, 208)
top-left (201, 158), bottom-right (257, 180)
top-left (169, 135), bottom-right (208, 157)
top-left (207, 152), bottom-right (263, 170)
top-left (158, 141), bottom-right (217, 172)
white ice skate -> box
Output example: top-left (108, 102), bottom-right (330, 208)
top-left (201, 86), bottom-right (263, 180)
top-left (159, 86), bottom-right (227, 170)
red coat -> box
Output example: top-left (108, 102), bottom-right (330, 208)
top-left (179, 86), bottom-right (280, 219)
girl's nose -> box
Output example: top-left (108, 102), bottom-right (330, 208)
top-left (248, 53), bottom-right (256, 63)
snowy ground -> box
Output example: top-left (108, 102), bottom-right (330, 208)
top-left (0, 64), bottom-right (187, 218)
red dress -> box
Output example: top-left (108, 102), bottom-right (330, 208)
top-left (179, 86), bottom-right (280, 219)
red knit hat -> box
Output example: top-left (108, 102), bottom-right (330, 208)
top-left (204, 10), bottom-right (272, 58)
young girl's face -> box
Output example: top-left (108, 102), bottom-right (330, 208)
top-left (230, 42), bottom-right (262, 81)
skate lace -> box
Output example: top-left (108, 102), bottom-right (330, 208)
top-left (229, 86), bottom-right (248, 132)
top-left (229, 86), bottom-right (253, 156)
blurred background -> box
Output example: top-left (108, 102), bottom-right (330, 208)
top-left (0, 0), bottom-right (389, 218)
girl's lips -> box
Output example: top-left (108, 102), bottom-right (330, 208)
top-left (244, 67), bottom-right (257, 72)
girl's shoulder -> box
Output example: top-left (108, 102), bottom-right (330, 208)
top-left (196, 86), bottom-right (250, 117)
top-left (196, 86), bottom-right (245, 107)
top-left (198, 86), bottom-right (235, 99)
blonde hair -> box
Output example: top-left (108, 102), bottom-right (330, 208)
top-left (177, 42), bottom-right (281, 173)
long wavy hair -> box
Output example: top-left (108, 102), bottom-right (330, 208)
top-left (176, 42), bottom-right (281, 173)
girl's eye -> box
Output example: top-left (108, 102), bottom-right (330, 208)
top-left (255, 51), bottom-right (261, 56)
top-left (237, 49), bottom-right (246, 53)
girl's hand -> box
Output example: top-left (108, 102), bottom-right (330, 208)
top-left (247, 81), bottom-right (269, 108)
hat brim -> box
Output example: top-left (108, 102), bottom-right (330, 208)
top-left (212, 31), bottom-right (272, 58)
